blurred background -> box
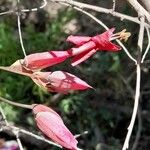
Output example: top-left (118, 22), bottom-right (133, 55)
top-left (0, 0), bottom-right (150, 149)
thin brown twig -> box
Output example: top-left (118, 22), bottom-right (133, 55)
top-left (0, 96), bottom-right (83, 149)
top-left (122, 64), bottom-right (141, 150)
top-left (0, 1), bottom-right (148, 150)
top-left (0, 0), bottom-right (48, 15)
top-left (0, 0), bottom-right (150, 28)
top-left (17, 0), bottom-right (27, 57)
top-left (137, 16), bottom-right (145, 52)
top-left (120, 75), bottom-right (142, 150)
top-left (0, 106), bottom-right (24, 150)
top-left (130, 17), bottom-right (144, 150)
top-left (0, 10), bottom-right (14, 16)
top-left (141, 27), bottom-right (150, 62)
top-left (116, 39), bottom-right (136, 63)
top-left (59, 2), bottom-right (137, 63)
top-left (0, 106), bottom-right (8, 126)
top-left (1, 125), bottom-right (62, 148)
top-left (21, 0), bottom-right (48, 12)
top-left (74, 131), bottom-right (88, 138)
top-left (0, 0), bottom-right (48, 59)
top-left (0, 96), bottom-right (32, 109)
top-left (131, 108), bottom-right (142, 150)
top-left (13, 129), bottom-right (24, 150)
top-left (73, 6), bottom-right (108, 30)
top-left (0, 97), bottom-right (62, 148)
top-left (120, 75), bottom-right (134, 97)
top-left (112, 0), bottom-right (116, 11)
top-left (122, 16), bottom-right (144, 150)
top-left (126, 0), bottom-right (150, 23)
top-left (51, 0), bottom-right (150, 28)
top-left (139, 0), bottom-right (150, 13)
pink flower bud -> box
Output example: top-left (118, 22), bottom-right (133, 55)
top-left (32, 104), bottom-right (61, 119)
top-left (33, 104), bottom-right (78, 150)
top-left (31, 71), bottom-right (92, 93)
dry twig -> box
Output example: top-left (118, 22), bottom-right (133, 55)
top-left (141, 28), bottom-right (150, 62)
top-left (0, 1), bottom-right (150, 150)
top-left (126, 0), bottom-right (150, 23)
top-left (51, 0), bottom-right (150, 28)
top-left (0, 106), bottom-right (24, 150)
top-left (122, 16), bottom-right (144, 150)
top-left (1, 125), bottom-right (62, 148)
top-left (58, 2), bottom-right (137, 63)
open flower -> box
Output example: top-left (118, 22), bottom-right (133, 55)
top-left (31, 71), bottom-right (92, 93)
top-left (67, 28), bottom-right (131, 66)
top-left (23, 51), bottom-right (70, 70)
top-left (32, 104), bottom-right (78, 150)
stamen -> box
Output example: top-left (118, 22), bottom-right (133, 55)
top-left (110, 29), bottom-right (131, 42)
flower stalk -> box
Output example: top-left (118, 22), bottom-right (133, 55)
top-left (0, 96), bottom-right (32, 109)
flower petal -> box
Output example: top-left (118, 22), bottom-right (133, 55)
top-left (36, 112), bottom-right (78, 149)
top-left (71, 49), bottom-right (97, 66)
top-left (23, 51), bottom-right (70, 70)
top-left (47, 71), bottom-right (92, 92)
top-left (31, 71), bottom-right (92, 93)
top-left (67, 35), bottom-right (91, 46)
top-left (92, 28), bottom-right (121, 51)
top-left (68, 41), bottom-right (96, 56)
top-left (32, 104), bottom-right (62, 120)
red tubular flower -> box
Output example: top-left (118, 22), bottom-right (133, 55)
top-left (67, 28), bottom-right (122, 66)
top-left (23, 51), bottom-right (70, 70)
top-left (0, 51), bottom-right (70, 76)
top-left (32, 104), bottom-right (78, 150)
top-left (31, 71), bottom-right (92, 93)
top-left (0, 62), bottom-right (91, 93)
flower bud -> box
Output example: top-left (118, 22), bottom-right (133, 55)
top-left (32, 104), bottom-right (78, 150)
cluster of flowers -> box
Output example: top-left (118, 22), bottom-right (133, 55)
top-left (1, 28), bottom-right (130, 149)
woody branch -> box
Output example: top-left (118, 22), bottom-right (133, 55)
top-left (0, 0), bottom-right (150, 149)
top-left (53, 0), bottom-right (136, 63)
top-left (122, 15), bottom-right (145, 150)
top-left (126, 0), bottom-right (150, 23)
top-left (0, 96), bottom-right (62, 148)
top-left (50, 1), bottom-right (149, 150)
top-left (50, 0), bottom-right (150, 27)
top-left (0, 106), bottom-right (24, 150)
top-left (0, 0), bottom-right (150, 28)
top-left (139, 0), bottom-right (150, 13)
top-left (1, 125), bottom-right (62, 148)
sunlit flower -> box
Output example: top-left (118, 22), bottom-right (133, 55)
top-left (0, 61), bottom-right (91, 93)
top-left (31, 71), bottom-right (92, 93)
top-left (67, 28), bottom-right (130, 66)
top-left (32, 104), bottom-right (78, 150)
top-left (23, 51), bottom-right (70, 70)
